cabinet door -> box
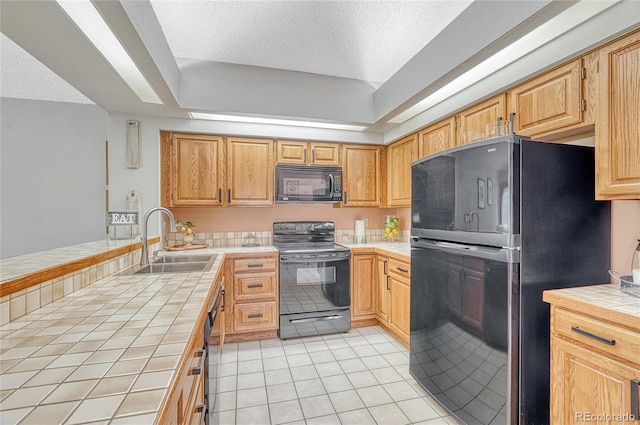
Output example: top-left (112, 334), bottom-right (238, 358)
top-left (342, 145), bottom-right (381, 207)
top-left (418, 117), bottom-right (456, 158)
top-left (387, 134), bottom-right (418, 207)
top-left (276, 140), bottom-right (307, 164)
top-left (310, 143), bottom-right (340, 165)
top-left (389, 273), bottom-right (410, 345)
top-left (551, 337), bottom-right (640, 424)
top-left (171, 134), bottom-right (224, 206)
top-left (596, 31), bottom-right (640, 199)
top-left (351, 254), bottom-right (376, 320)
top-left (375, 256), bottom-right (390, 324)
top-left (510, 59), bottom-right (584, 137)
top-left (457, 94), bottom-right (507, 144)
top-left (226, 137), bottom-right (274, 206)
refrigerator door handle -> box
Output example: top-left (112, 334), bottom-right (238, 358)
top-left (412, 238), bottom-right (520, 263)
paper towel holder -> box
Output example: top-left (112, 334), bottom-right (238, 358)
top-left (354, 219), bottom-right (366, 244)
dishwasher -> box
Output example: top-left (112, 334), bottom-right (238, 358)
top-left (205, 279), bottom-right (225, 423)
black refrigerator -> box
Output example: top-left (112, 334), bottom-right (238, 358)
top-left (409, 135), bottom-right (611, 424)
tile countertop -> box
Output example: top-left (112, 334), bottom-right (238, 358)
top-left (0, 243), bottom-right (276, 425)
top-left (0, 239), bottom-right (143, 283)
top-left (342, 241), bottom-right (411, 258)
top-left (543, 284), bottom-right (640, 329)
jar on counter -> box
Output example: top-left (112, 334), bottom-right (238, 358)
top-left (383, 215), bottom-right (399, 241)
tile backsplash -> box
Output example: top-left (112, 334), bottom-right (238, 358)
top-left (166, 231), bottom-right (273, 247)
top-left (166, 228), bottom-right (409, 247)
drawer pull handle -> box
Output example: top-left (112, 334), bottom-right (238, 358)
top-left (195, 404), bottom-right (206, 425)
top-left (247, 263), bottom-right (264, 268)
top-left (248, 313), bottom-right (264, 319)
top-left (191, 349), bottom-right (206, 375)
top-left (247, 283), bottom-right (263, 288)
top-left (396, 267), bottom-right (408, 273)
top-left (571, 326), bottom-right (615, 346)
top-left (631, 379), bottom-right (640, 419)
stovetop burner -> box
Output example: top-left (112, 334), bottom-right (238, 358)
top-left (273, 221), bottom-right (350, 255)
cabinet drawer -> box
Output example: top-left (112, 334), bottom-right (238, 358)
top-left (233, 301), bottom-right (278, 332)
top-left (388, 258), bottom-right (410, 279)
top-left (553, 307), bottom-right (640, 365)
top-left (234, 272), bottom-right (277, 301)
top-left (233, 257), bottom-right (277, 273)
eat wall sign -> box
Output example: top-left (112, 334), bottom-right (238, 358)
top-left (107, 211), bottom-right (138, 226)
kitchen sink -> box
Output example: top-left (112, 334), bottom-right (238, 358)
top-left (134, 262), bottom-right (209, 274)
top-left (153, 254), bottom-right (216, 264)
top-left (118, 253), bottom-right (217, 275)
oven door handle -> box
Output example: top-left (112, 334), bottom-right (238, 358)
top-left (280, 255), bottom-right (350, 263)
top-left (290, 314), bottom-right (343, 324)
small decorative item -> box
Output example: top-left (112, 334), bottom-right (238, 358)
top-left (487, 178), bottom-right (493, 206)
top-left (478, 178), bottom-right (486, 209)
top-left (177, 220), bottom-right (196, 245)
top-left (383, 215), bottom-right (400, 241)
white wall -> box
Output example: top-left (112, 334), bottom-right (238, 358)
top-left (1, 98), bottom-right (108, 258)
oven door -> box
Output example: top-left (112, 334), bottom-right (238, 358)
top-left (279, 253), bottom-right (351, 338)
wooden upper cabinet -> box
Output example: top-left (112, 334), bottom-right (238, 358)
top-left (386, 134), bottom-right (417, 207)
top-left (457, 94), bottom-right (507, 144)
top-left (162, 133), bottom-right (224, 207)
top-left (595, 30), bottom-right (640, 199)
top-left (341, 144), bottom-right (381, 207)
top-left (226, 137), bottom-right (274, 206)
top-left (276, 140), bottom-right (340, 165)
top-left (418, 117), bottom-right (456, 158)
top-left (510, 59), bottom-right (585, 137)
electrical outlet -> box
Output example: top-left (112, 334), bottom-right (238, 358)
top-left (364, 218), bottom-right (368, 227)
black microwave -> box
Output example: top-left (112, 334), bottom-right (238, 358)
top-left (275, 165), bottom-right (342, 203)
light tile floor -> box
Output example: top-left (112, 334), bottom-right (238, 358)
top-left (209, 326), bottom-right (461, 425)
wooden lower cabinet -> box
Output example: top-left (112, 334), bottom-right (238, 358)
top-left (383, 256), bottom-right (411, 346)
top-left (161, 330), bottom-right (205, 425)
top-left (233, 301), bottom-right (277, 333)
top-left (353, 250), bottom-right (411, 346)
top-left (548, 304), bottom-right (640, 424)
top-left (375, 257), bottom-right (390, 323)
top-left (227, 253), bottom-right (278, 340)
top-left (351, 253), bottom-right (377, 325)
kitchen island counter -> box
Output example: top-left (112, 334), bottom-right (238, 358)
top-left (0, 242), bottom-right (276, 424)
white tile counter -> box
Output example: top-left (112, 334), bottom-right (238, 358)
top-left (0, 242), bottom-right (276, 424)
top-left (342, 241), bottom-right (411, 259)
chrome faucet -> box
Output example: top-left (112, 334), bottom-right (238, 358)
top-left (140, 207), bottom-right (176, 266)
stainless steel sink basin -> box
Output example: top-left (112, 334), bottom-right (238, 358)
top-left (134, 262), bottom-right (209, 274)
top-left (118, 253), bottom-right (217, 275)
top-left (153, 254), bottom-right (216, 264)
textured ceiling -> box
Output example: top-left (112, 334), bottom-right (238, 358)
top-left (149, 0), bottom-right (472, 87)
top-left (0, 34), bottom-right (93, 104)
